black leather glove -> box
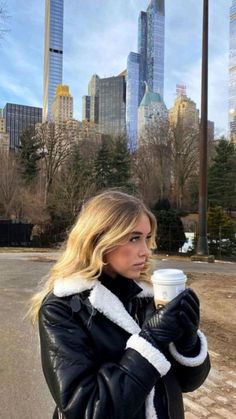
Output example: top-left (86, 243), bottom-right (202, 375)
top-left (139, 291), bottom-right (186, 349)
top-left (175, 288), bottom-right (200, 353)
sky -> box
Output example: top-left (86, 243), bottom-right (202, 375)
top-left (0, 0), bottom-right (232, 137)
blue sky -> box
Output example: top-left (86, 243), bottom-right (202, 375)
top-left (0, 0), bottom-right (232, 136)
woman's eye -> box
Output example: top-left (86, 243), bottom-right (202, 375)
top-left (130, 236), bottom-right (140, 242)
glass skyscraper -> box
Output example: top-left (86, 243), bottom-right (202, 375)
top-left (126, 53), bottom-right (140, 149)
top-left (229, 0), bottom-right (236, 139)
top-left (126, 0), bottom-right (165, 147)
top-left (98, 75), bottom-right (126, 136)
top-left (83, 74), bottom-right (126, 135)
top-left (3, 103), bottom-right (42, 150)
top-left (43, 0), bottom-right (64, 121)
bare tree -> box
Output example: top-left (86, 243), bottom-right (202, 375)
top-left (0, 151), bottom-right (22, 218)
top-left (170, 119), bottom-right (199, 209)
top-left (133, 118), bottom-right (172, 206)
top-left (49, 138), bottom-right (99, 218)
top-left (35, 122), bottom-right (74, 204)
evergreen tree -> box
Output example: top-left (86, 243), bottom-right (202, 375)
top-left (152, 207), bottom-right (186, 252)
top-left (208, 140), bottom-right (236, 211)
top-left (112, 136), bottom-right (132, 190)
top-left (18, 126), bottom-right (40, 184)
top-left (208, 206), bottom-right (236, 258)
top-left (94, 137), bottom-right (114, 189)
top-left (153, 198), bottom-right (171, 211)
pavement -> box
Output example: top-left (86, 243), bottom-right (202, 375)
top-left (0, 253), bottom-right (235, 419)
top-left (184, 357), bottom-right (236, 419)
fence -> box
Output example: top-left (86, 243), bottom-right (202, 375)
top-left (0, 220), bottom-right (33, 247)
top-left (179, 227), bottom-right (236, 261)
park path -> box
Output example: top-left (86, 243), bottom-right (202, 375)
top-left (184, 350), bottom-right (236, 418)
top-left (0, 255), bottom-right (235, 418)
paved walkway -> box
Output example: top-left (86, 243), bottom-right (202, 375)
top-left (1, 255), bottom-right (235, 418)
top-left (184, 350), bottom-right (236, 418)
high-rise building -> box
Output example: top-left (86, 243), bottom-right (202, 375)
top-left (52, 85), bottom-right (73, 123)
top-left (99, 75), bottom-right (126, 136)
top-left (82, 96), bottom-right (91, 121)
top-left (82, 73), bottom-right (126, 136)
top-left (3, 103), bottom-right (42, 150)
top-left (43, 0), bottom-right (64, 121)
top-left (0, 112), bottom-right (9, 153)
top-left (169, 94), bottom-right (199, 131)
top-left (229, 1), bottom-right (236, 144)
top-left (126, 0), bottom-right (165, 147)
top-left (126, 53), bottom-right (140, 149)
top-left (82, 75), bottom-right (100, 123)
top-left (138, 84), bottom-right (167, 143)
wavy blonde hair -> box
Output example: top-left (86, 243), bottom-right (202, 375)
top-left (30, 190), bottom-right (157, 323)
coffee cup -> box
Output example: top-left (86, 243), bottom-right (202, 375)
top-left (151, 269), bottom-right (187, 307)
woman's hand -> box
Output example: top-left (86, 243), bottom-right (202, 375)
top-left (139, 291), bottom-right (186, 348)
top-left (175, 288), bottom-right (200, 353)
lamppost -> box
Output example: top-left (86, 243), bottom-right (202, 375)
top-left (195, 0), bottom-right (211, 258)
top-left (191, 0), bottom-right (214, 261)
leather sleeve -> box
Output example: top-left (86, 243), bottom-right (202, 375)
top-left (167, 331), bottom-right (211, 392)
top-left (39, 298), bottom-right (168, 419)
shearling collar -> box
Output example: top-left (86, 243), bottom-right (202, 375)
top-left (53, 273), bottom-right (154, 299)
top-left (53, 273), bottom-right (154, 336)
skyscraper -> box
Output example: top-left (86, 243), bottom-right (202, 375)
top-left (98, 75), bottom-right (126, 136)
top-left (82, 75), bottom-right (99, 123)
top-left (52, 85), bottom-right (73, 123)
top-left (126, 0), bottom-right (165, 147)
top-left (3, 103), bottom-right (42, 150)
top-left (82, 73), bottom-right (126, 136)
top-left (229, 0), bottom-right (236, 143)
top-left (138, 85), bottom-right (167, 144)
top-left (43, 0), bottom-right (64, 122)
top-left (169, 94), bottom-right (199, 132)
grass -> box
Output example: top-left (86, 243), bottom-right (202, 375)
top-left (0, 247), bottom-right (60, 253)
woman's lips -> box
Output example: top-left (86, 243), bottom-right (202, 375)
top-left (133, 262), bottom-right (145, 269)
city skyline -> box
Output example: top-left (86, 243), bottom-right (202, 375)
top-left (0, 0), bottom-right (231, 136)
top-left (126, 0), bottom-right (165, 146)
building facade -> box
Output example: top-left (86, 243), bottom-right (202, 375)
top-left (126, 0), bottom-right (165, 147)
top-left (169, 94), bottom-right (199, 131)
top-left (0, 113), bottom-right (9, 153)
top-left (82, 74), bottom-right (126, 136)
top-left (126, 53), bottom-right (140, 149)
top-left (138, 85), bottom-right (167, 143)
top-left (98, 75), bottom-right (126, 136)
top-left (52, 85), bottom-right (73, 123)
top-left (82, 74), bottom-right (100, 123)
top-left (3, 103), bottom-right (42, 150)
top-left (43, 0), bottom-right (64, 121)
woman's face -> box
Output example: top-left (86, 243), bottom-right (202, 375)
top-left (104, 213), bottom-right (152, 280)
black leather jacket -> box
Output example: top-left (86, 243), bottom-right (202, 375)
top-left (39, 272), bottom-right (210, 419)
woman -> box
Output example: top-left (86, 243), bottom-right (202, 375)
top-left (30, 190), bottom-right (210, 419)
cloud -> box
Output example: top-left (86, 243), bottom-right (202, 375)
top-left (0, 0), bottom-right (232, 136)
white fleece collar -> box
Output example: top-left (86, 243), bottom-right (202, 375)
top-left (54, 275), bottom-right (97, 297)
top-left (53, 275), bottom-right (154, 335)
top-left (53, 274), bottom-right (154, 299)
top-left (89, 282), bottom-right (141, 334)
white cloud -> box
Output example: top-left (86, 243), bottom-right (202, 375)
top-left (0, 0), bottom-right (232, 135)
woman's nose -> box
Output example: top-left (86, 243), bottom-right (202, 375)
top-left (139, 241), bottom-right (151, 257)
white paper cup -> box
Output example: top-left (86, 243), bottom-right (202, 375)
top-left (151, 269), bottom-right (187, 307)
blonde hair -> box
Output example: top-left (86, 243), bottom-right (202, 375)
top-left (30, 190), bottom-right (157, 323)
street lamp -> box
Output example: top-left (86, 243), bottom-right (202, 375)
top-left (196, 0), bottom-right (210, 257)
